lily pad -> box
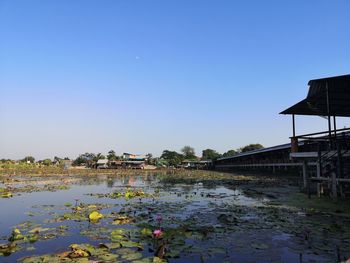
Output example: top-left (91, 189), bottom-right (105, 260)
top-left (250, 242), bottom-right (269, 250)
top-left (122, 251), bottom-right (142, 260)
top-left (89, 211), bottom-right (103, 222)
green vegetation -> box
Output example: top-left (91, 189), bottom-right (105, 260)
top-left (240, 143), bottom-right (264, 152)
top-left (21, 156), bottom-right (35, 163)
top-left (0, 143), bottom-right (265, 171)
top-left (42, 159), bottom-right (52, 166)
top-left (107, 150), bottom-right (118, 161)
top-left (160, 150), bottom-right (184, 166)
top-left (0, 172), bottom-right (349, 262)
top-left (181, 146), bottom-right (196, 160)
top-left (222, 149), bottom-right (237, 157)
top-left (201, 149), bottom-right (221, 160)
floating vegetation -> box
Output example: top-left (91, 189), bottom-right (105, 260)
top-left (20, 242), bottom-right (166, 263)
top-left (89, 211), bottom-right (103, 222)
top-left (0, 172), bottom-right (349, 262)
top-left (0, 187), bottom-right (13, 198)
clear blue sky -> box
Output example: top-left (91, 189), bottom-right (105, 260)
top-left (1, 0), bottom-right (350, 160)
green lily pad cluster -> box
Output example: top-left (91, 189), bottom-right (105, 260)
top-left (20, 243), bottom-right (166, 263)
top-left (0, 187), bottom-right (13, 198)
top-left (61, 202), bottom-right (112, 222)
top-left (0, 225), bottom-right (68, 257)
top-left (0, 182), bottom-right (71, 198)
top-left (0, 242), bottom-right (18, 256)
top-left (110, 188), bottom-right (148, 200)
top-left (1, 172), bottom-right (350, 262)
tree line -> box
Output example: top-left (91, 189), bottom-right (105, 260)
top-left (0, 143), bottom-right (263, 167)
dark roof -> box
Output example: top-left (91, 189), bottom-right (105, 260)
top-left (216, 141), bottom-right (305, 161)
top-left (280, 74), bottom-right (350, 117)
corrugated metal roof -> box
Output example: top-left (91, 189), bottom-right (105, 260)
top-left (280, 74), bottom-right (350, 117)
top-left (216, 141), bottom-right (305, 161)
top-left (97, 159), bottom-right (108, 164)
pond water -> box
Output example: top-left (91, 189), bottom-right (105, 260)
top-left (0, 173), bottom-right (349, 262)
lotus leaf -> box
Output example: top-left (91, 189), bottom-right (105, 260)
top-left (97, 252), bottom-right (119, 261)
top-left (112, 216), bottom-right (132, 225)
top-left (1, 192), bottom-right (13, 198)
top-left (140, 228), bottom-right (153, 237)
top-left (9, 228), bottom-right (24, 241)
top-left (250, 242), bottom-right (269, 250)
top-left (63, 212), bottom-right (86, 221)
top-left (121, 251), bottom-right (142, 260)
top-left (29, 227), bottom-right (51, 234)
top-left (99, 242), bottom-right (121, 250)
top-left (0, 242), bottom-right (17, 256)
top-left (28, 234), bottom-right (39, 243)
top-left (68, 244), bottom-right (92, 258)
top-left (120, 240), bottom-right (142, 249)
top-left (89, 211), bottom-right (103, 222)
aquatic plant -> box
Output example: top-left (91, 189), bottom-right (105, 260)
top-left (156, 214), bottom-right (163, 224)
top-left (153, 229), bottom-right (163, 238)
top-left (89, 211), bottom-right (103, 222)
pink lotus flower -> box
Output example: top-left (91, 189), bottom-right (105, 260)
top-left (153, 229), bottom-right (163, 238)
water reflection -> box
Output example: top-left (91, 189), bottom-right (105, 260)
top-left (0, 173), bottom-right (345, 263)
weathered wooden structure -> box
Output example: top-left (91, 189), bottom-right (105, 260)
top-left (280, 74), bottom-right (350, 199)
top-left (214, 141), bottom-right (322, 173)
top-left (215, 74), bottom-right (350, 199)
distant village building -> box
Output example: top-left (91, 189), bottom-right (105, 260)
top-left (96, 159), bottom-right (109, 169)
top-left (122, 153), bottom-right (147, 161)
top-left (121, 153), bottom-right (146, 169)
top-left (181, 160), bottom-right (212, 169)
top-left (92, 154), bottom-right (147, 169)
top-left (63, 160), bottom-right (72, 170)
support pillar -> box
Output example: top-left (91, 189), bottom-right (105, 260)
top-left (331, 170), bottom-right (337, 201)
top-left (326, 81), bottom-right (332, 150)
top-left (302, 160), bottom-right (308, 189)
top-left (317, 147), bottom-right (322, 197)
top-left (316, 162), bottom-right (321, 197)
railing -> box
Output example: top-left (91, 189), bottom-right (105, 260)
top-left (291, 127), bottom-right (350, 141)
top-left (290, 128), bottom-right (350, 153)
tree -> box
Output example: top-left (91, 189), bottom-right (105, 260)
top-left (222, 149), bottom-right (237, 157)
top-left (107, 150), bottom-right (118, 161)
top-left (93, 153), bottom-right (106, 162)
top-left (22, 156), bottom-right (35, 163)
top-left (42, 159), bottom-right (52, 166)
top-left (73, 153), bottom-right (96, 166)
top-left (202, 149), bottom-right (221, 160)
top-left (160, 150), bottom-right (184, 166)
top-left (240, 144), bottom-right (264, 153)
top-left (181, 146), bottom-right (196, 160)
top-left (146, 153), bottom-right (154, 165)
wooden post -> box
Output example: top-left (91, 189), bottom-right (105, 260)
top-left (316, 146), bottom-right (322, 197)
top-left (302, 160), bottom-right (308, 189)
top-left (291, 137), bottom-right (299, 153)
top-left (291, 114), bottom-right (299, 153)
top-left (331, 169), bottom-right (337, 201)
top-left (292, 114), bottom-right (296, 137)
top-left (326, 81), bottom-right (332, 150)
top-left (336, 143), bottom-right (343, 198)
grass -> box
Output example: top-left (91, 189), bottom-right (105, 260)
top-left (283, 192), bottom-right (350, 216)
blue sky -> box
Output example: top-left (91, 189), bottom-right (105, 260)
top-left (1, 0), bottom-right (350, 159)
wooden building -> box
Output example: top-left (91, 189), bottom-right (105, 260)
top-left (280, 74), bottom-right (350, 199)
top-left (215, 74), bottom-right (350, 198)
